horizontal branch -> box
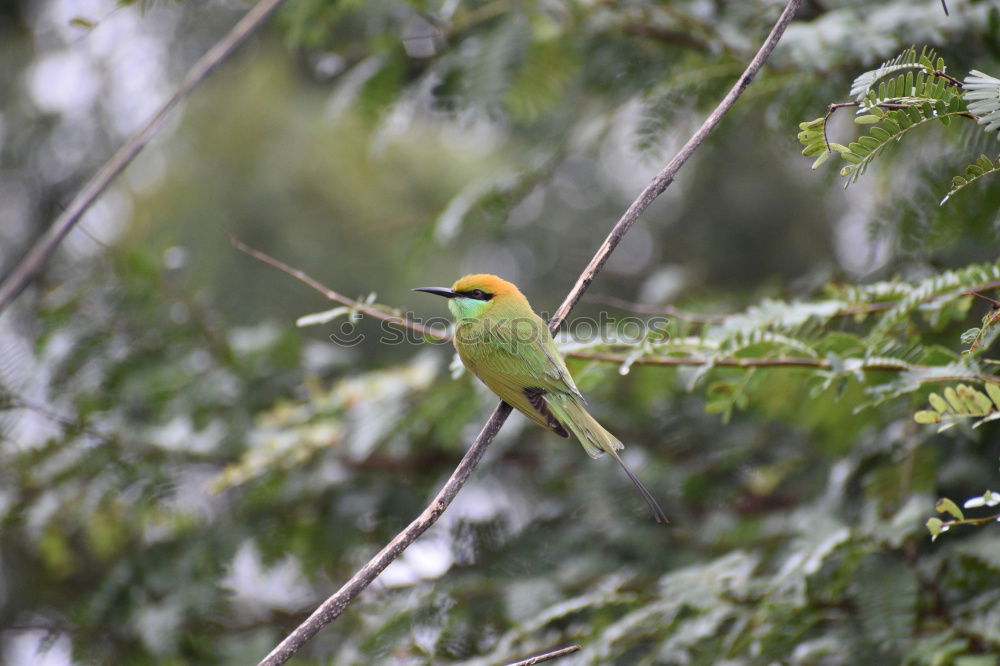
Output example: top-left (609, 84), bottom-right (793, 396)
top-left (567, 351), bottom-right (1000, 385)
top-left (940, 512), bottom-right (1000, 528)
top-left (571, 350), bottom-right (835, 369)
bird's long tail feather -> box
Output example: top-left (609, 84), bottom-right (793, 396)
top-left (606, 447), bottom-right (668, 524)
top-left (548, 397), bottom-right (668, 524)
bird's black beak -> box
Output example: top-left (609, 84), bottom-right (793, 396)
top-left (412, 287), bottom-right (459, 299)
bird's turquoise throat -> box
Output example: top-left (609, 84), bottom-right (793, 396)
top-left (448, 297), bottom-right (491, 320)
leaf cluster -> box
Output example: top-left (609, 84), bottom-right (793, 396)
top-left (797, 46), bottom-right (1000, 199)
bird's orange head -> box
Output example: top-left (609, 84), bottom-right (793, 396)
top-left (413, 274), bottom-right (529, 319)
top-left (451, 274), bottom-right (523, 299)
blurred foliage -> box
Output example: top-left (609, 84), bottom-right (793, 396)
top-left (3, 0), bottom-right (1000, 665)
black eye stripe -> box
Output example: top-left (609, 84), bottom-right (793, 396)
top-left (457, 289), bottom-right (493, 301)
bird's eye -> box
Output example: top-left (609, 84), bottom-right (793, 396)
top-left (471, 289), bottom-right (485, 300)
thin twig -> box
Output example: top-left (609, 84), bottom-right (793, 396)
top-left (256, 2), bottom-right (802, 663)
top-left (566, 350), bottom-right (1000, 385)
top-left (823, 101), bottom-right (910, 151)
top-left (933, 70), bottom-right (963, 87)
top-left (935, 510), bottom-right (1000, 535)
top-left (505, 645), bottom-right (582, 666)
top-left (0, 0), bottom-right (288, 315)
top-left (822, 98), bottom-right (977, 150)
top-left (228, 234), bottom-right (448, 341)
top-left (967, 290), bottom-right (1000, 309)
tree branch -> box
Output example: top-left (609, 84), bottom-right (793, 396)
top-left (228, 234), bottom-right (448, 341)
top-left (505, 645), bottom-right (581, 666)
top-left (0, 0), bottom-right (288, 315)
top-left (256, 2), bottom-right (802, 663)
top-left (566, 351), bottom-right (1000, 385)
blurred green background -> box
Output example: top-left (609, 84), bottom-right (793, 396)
top-left (2, 0), bottom-right (1000, 664)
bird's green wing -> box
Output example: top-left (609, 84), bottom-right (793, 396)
top-left (455, 313), bottom-right (584, 433)
top-left (458, 313), bottom-right (581, 398)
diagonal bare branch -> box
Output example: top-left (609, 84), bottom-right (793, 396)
top-left (228, 233), bottom-right (448, 341)
top-left (0, 0), bottom-right (288, 315)
top-left (505, 645), bottom-right (582, 666)
top-left (256, 2), bottom-right (803, 663)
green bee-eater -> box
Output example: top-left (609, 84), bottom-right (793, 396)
top-left (415, 274), bottom-right (666, 523)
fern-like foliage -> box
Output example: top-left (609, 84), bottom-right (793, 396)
top-left (926, 493), bottom-right (1000, 541)
top-left (913, 382), bottom-right (1000, 431)
top-left (797, 117), bottom-right (847, 170)
top-left (964, 69), bottom-right (1000, 132)
top-left (797, 46), bottom-right (1000, 195)
top-left (567, 260), bottom-right (1000, 422)
top-left (942, 154), bottom-right (1000, 203)
top-left (849, 47), bottom-right (941, 101)
top-left (839, 96), bottom-right (967, 183)
top-left (861, 261), bottom-right (1000, 337)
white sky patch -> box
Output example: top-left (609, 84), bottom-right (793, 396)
top-left (380, 534), bottom-right (455, 588)
top-left (125, 150), bottom-right (167, 194)
top-left (132, 600), bottom-right (183, 656)
top-left (600, 99), bottom-right (686, 198)
top-left (65, 188), bottom-right (132, 259)
top-left (606, 221), bottom-right (655, 276)
top-left (28, 0), bottom-right (178, 149)
top-left (638, 265), bottom-right (687, 304)
top-left (27, 50), bottom-right (101, 117)
top-left (380, 476), bottom-right (542, 589)
top-left (146, 415), bottom-right (225, 455)
top-left (830, 178), bottom-right (890, 276)
top-left (104, 32), bottom-right (171, 135)
top-left (2, 630), bottom-right (73, 666)
top-left (222, 541), bottom-right (314, 620)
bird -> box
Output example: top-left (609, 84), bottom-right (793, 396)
top-left (414, 274), bottom-right (667, 523)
